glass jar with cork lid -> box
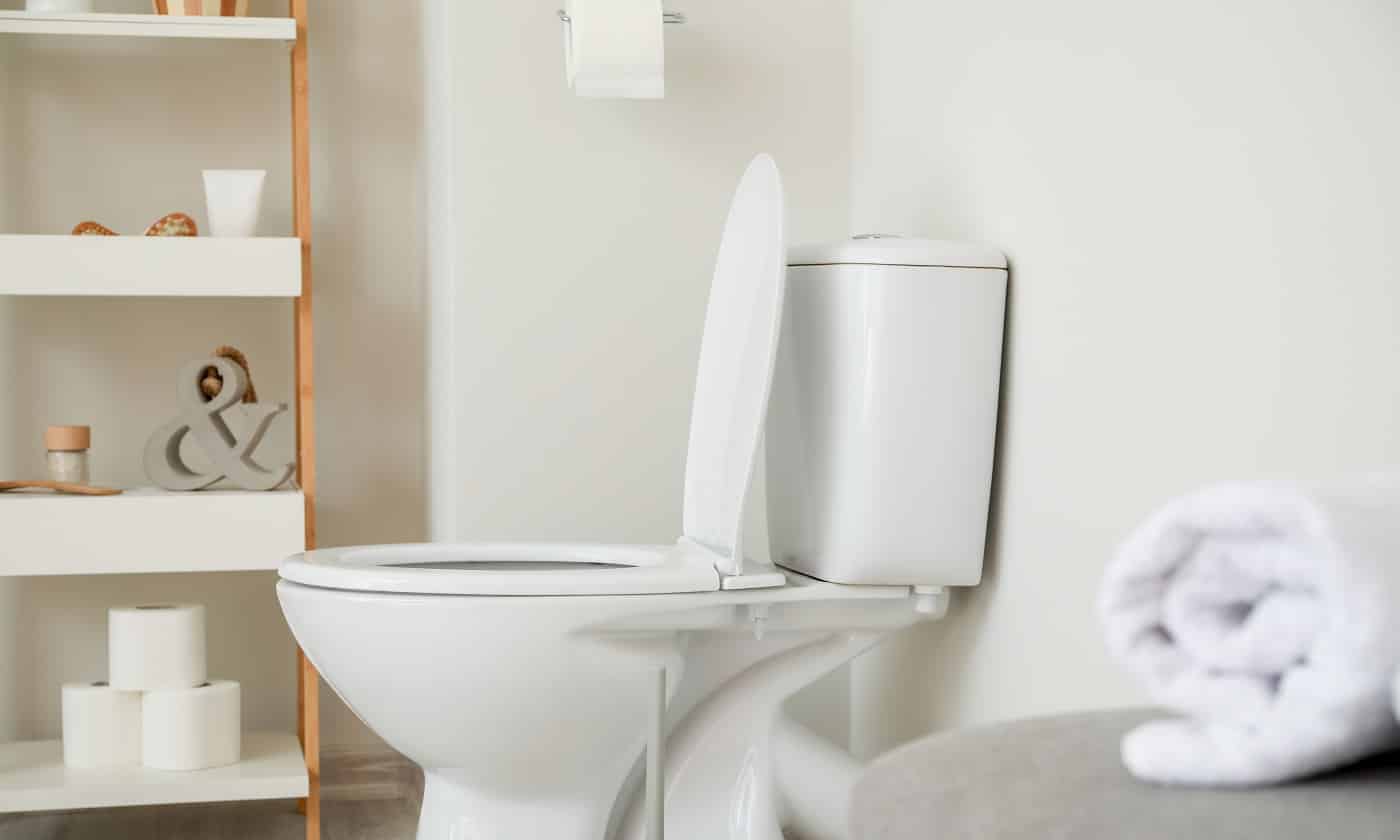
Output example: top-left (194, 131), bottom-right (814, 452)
top-left (45, 425), bottom-right (91, 486)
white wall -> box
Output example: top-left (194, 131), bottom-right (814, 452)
top-left (434, 3), bottom-right (852, 555)
top-left (0, 19), bottom-right (16, 741)
top-left (0, 0), bottom-right (425, 747)
top-left (17, 0), bottom-right (1389, 765)
top-left (850, 0), bottom-right (1400, 756)
top-left (431, 0), bottom-right (854, 741)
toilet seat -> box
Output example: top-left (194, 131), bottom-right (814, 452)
top-left (279, 540), bottom-right (722, 596)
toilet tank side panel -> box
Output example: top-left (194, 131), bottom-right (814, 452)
top-left (766, 263), bottom-right (1008, 587)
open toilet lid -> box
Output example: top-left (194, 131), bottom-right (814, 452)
top-left (680, 154), bottom-right (786, 577)
top-left (279, 156), bottom-right (787, 597)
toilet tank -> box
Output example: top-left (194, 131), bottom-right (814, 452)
top-left (765, 237), bottom-right (1008, 587)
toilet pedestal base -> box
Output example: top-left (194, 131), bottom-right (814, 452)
top-left (616, 631), bottom-right (887, 840)
top-left (417, 770), bottom-right (611, 840)
top-left (413, 632), bottom-right (885, 840)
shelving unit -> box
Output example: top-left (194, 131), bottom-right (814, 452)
top-left (0, 235), bottom-right (302, 297)
top-left (0, 4), bottom-right (321, 838)
top-left (0, 489), bottom-right (305, 576)
top-left (0, 733), bottom-right (308, 814)
top-left (0, 11), bottom-right (295, 42)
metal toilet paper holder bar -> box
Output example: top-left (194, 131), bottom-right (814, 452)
top-left (557, 9), bottom-right (688, 24)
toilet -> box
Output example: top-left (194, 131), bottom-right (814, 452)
top-left (276, 155), bottom-right (1008, 840)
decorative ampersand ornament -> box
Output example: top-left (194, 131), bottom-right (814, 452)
top-left (142, 357), bottom-right (293, 491)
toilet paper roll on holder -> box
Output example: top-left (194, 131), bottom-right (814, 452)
top-left (557, 9), bottom-right (687, 24)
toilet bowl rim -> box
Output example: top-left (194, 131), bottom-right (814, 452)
top-left (278, 539), bottom-right (727, 596)
top-left (277, 540), bottom-right (920, 608)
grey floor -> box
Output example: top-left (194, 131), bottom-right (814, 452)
top-left (0, 797), bottom-right (420, 840)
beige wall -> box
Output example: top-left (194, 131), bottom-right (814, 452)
top-left (849, 0), bottom-right (1400, 757)
top-left (0, 0), bottom-right (425, 746)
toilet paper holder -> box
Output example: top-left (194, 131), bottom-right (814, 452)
top-left (557, 9), bottom-right (687, 24)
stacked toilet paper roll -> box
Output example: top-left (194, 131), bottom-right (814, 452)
top-left (61, 682), bottom-right (141, 769)
top-left (109, 604), bottom-right (207, 690)
top-left (143, 680), bottom-right (240, 771)
top-left (61, 604), bottom-right (240, 770)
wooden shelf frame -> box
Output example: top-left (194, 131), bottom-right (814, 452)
top-left (288, 2), bottom-right (321, 838)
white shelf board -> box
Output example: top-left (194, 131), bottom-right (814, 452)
top-left (0, 732), bottom-right (307, 814)
top-left (0, 235), bottom-right (301, 297)
top-left (0, 488), bottom-right (305, 577)
top-left (0, 12), bottom-right (295, 42)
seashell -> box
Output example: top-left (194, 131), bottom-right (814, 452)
top-left (71, 213), bottom-right (199, 237)
top-left (72, 221), bottom-right (117, 236)
top-left (144, 212), bottom-right (199, 237)
top-left (199, 345), bottom-right (258, 404)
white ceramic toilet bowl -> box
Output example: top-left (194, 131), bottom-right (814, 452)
top-left (276, 157), bottom-right (999, 839)
top-left (278, 542), bottom-right (939, 840)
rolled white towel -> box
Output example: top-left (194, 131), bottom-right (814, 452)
top-left (1099, 476), bottom-right (1400, 786)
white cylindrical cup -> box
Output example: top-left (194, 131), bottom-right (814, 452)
top-left (26, 0), bottom-right (96, 11)
top-left (109, 604), bottom-right (207, 691)
top-left (202, 169), bottom-right (266, 238)
top-left (62, 682), bottom-right (142, 769)
top-left (142, 680), bottom-right (241, 771)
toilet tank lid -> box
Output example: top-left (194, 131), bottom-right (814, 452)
top-left (788, 236), bottom-right (1007, 270)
